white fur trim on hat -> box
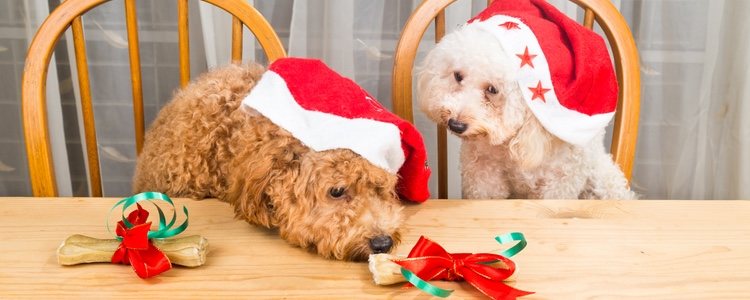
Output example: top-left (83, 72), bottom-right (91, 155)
top-left (468, 15), bottom-right (614, 146)
top-left (240, 71), bottom-right (406, 173)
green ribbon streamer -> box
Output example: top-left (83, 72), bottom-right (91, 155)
top-left (107, 192), bottom-right (189, 240)
top-left (496, 232), bottom-right (527, 258)
top-left (401, 232), bottom-right (527, 298)
top-left (401, 268), bottom-right (453, 298)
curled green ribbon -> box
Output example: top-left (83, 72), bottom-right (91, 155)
top-left (107, 192), bottom-right (189, 240)
top-left (401, 232), bottom-right (528, 298)
top-left (496, 232), bottom-right (527, 258)
top-left (401, 268), bottom-right (453, 298)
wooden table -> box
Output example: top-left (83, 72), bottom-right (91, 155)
top-left (1, 198), bottom-right (749, 299)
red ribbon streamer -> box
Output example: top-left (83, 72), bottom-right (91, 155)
top-left (110, 204), bottom-right (172, 278)
top-left (393, 236), bottom-right (534, 300)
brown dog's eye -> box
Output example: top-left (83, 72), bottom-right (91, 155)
top-left (329, 187), bottom-right (346, 199)
top-left (486, 85), bottom-right (498, 95)
top-left (453, 71), bottom-right (463, 83)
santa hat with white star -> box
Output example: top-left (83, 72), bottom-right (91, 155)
top-left (241, 58), bottom-right (431, 203)
top-left (467, 0), bottom-right (618, 146)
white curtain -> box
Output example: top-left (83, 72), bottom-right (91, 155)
top-left (2, 0), bottom-right (749, 199)
top-left (0, 0), bottom-right (72, 195)
top-left (625, 0), bottom-right (750, 199)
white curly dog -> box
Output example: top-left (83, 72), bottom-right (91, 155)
top-left (416, 1), bottom-right (636, 200)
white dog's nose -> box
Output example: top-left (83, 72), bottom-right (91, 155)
top-left (448, 118), bottom-right (468, 134)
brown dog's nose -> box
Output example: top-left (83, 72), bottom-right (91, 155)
top-left (448, 118), bottom-right (468, 134)
top-left (369, 236), bottom-right (393, 254)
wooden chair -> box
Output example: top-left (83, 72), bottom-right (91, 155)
top-left (392, 0), bottom-right (641, 199)
top-left (22, 0), bottom-right (286, 197)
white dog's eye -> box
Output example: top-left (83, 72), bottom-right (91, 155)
top-left (453, 71), bottom-right (463, 83)
top-left (486, 85), bottom-right (498, 95)
top-left (329, 187), bottom-right (347, 199)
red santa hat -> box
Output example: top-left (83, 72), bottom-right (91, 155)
top-left (467, 0), bottom-right (618, 146)
top-left (241, 58), bottom-right (431, 202)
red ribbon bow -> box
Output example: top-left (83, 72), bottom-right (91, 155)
top-left (111, 204), bottom-right (172, 278)
top-left (393, 236), bottom-right (533, 300)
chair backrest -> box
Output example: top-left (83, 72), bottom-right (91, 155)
top-left (22, 0), bottom-right (286, 197)
top-left (392, 0), bottom-right (640, 199)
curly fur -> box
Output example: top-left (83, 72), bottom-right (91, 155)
top-left (133, 63), bottom-right (403, 261)
top-left (417, 26), bottom-right (636, 199)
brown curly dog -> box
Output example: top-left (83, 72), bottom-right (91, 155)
top-left (132, 63), bottom-right (403, 261)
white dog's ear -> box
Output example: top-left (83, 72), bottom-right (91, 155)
top-left (508, 114), bottom-right (555, 170)
top-left (415, 63), bottom-right (438, 114)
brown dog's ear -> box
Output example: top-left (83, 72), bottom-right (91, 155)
top-left (292, 152), bottom-right (319, 201)
top-left (226, 147), bottom-right (302, 229)
top-left (226, 155), bottom-right (277, 228)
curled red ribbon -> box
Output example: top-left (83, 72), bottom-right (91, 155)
top-left (393, 236), bottom-right (533, 300)
top-left (110, 204), bottom-right (172, 278)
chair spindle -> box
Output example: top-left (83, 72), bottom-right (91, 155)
top-left (124, 0), bottom-right (145, 155)
top-left (231, 16), bottom-right (243, 63)
top-left (178, 0), bottom-right (190, 86)
top-left (71, 16), bottom-right (103, 197)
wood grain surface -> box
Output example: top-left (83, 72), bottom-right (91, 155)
top-left (1, 198), bottom-right (749, 299)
